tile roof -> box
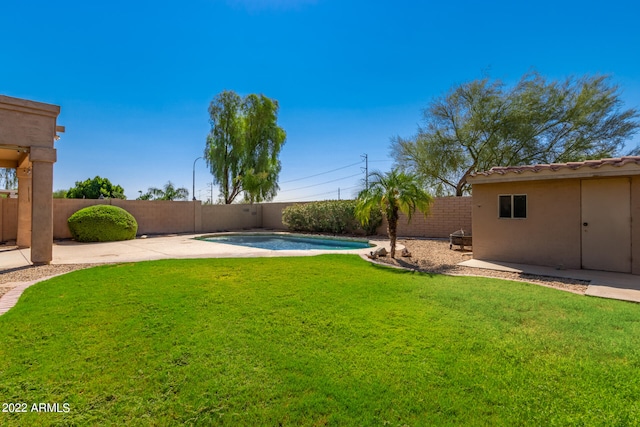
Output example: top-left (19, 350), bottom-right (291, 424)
top-left (471, 156), bottom-right (640, 178)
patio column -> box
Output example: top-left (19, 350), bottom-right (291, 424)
top-left (30, 146), bottom-right (56, 265)
top-left (16, 166), bottom-right (32, 248)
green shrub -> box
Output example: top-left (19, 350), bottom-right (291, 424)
top-left (282, 200), bottom-right (382, 235)
top-left (68, 205), bottom-right (138, 242)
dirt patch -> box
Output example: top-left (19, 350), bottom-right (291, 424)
top-left (372, 238), bottom-right (589, 294)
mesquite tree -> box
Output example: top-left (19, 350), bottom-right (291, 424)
top-left (392, 72), bottom-right (639, 196)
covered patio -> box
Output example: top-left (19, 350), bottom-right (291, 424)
top-left (0, 95), bottom-right (63, 264)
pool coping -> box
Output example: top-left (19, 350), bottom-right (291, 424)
top-left (196, 231), bottom-right (375, 251)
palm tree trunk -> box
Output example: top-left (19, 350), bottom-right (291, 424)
top-left (387, 208), bottom-right (399, 258)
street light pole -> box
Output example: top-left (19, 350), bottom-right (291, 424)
top-left (192, 156), bottom-right (203, 201)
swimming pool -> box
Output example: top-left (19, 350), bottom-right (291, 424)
top-left (199, 234), bottom-right (372, 251)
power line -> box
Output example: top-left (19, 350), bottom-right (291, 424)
top-left (199, 166), bottom-right (362, 195)
top-left (278, 172), bottom-right (362, 192)
top-left (279, 160), bottom-right (363, 184)
top-left (198, 170), bottom-right (362, 198)
top-left (195, 156), bottom-right (383, 201)
top-left (278, 184), bottom-right (361, 202)
top-left (278, 190), bottom-right (336, 202)
top-left (281, 185), bottom-right (361, 202)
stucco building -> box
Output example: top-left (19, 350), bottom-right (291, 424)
top-left (0, 95), bottom-right (62, 264)
top-left (468, 157), bottom-right (640, 276)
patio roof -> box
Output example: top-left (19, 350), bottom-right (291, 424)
top-left (0, 94), bottom-right (61, 264)
top-left (468, 156), bottom-right (640, 184)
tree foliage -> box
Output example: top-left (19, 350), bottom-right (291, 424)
top-left (137, 181), bottom-right (189, 201)
top-left (66, 176), bottom-right (126, 199)
top-left (392, 72), bottom-right (640, 196)
top-left (355, 170), bottom-right (432, 258)
top-left (205, 90), bottom-right (286, 204)
top-left (52, 189), bottom-right (67, 198)
top-left (0, 168), bottom-right (17, 189)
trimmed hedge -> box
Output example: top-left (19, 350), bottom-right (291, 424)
top-left (282, 200), bottom-right (382, 235)
top-left (68, 205), bottom-right (138, 242)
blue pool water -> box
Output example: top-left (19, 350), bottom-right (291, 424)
top-left (200, 234), bottom-right (371, 250)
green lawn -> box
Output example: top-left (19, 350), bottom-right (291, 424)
top-left (1, 255), bottom-right (639, 426)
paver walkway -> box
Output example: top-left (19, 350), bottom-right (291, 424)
top-left (0, 276), bottom-right (63, 315)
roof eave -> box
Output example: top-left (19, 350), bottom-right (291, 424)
top-left (468, 164), bottom-right (640, 184)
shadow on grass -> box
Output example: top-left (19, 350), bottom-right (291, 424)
top-left (366, 257), bottom-right (438, 277)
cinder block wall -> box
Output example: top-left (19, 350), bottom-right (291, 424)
top-left (201, 204), bottom-right (262, 232)
top-left (200, 202), bottom-right (309, 232)
top-left (53, 199), bottom-right (109, 238)
top-left (375, 196), bottom-right (472, 238)
top-left (1, 197), bottom-right (472, 241)
top-left (261, 202), bottom-right (302, 229)
top-left (52, 199), bottom-right (198, 239)
top-left (111, 199), bottom-right (197, 235)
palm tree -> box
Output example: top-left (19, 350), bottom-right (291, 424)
top-left (138, 181), bottom-right (189, 201)
top-left (355, 169), bottom-right (432, 258)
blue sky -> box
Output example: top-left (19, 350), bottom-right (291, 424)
top-left (2, 0), bottom-right (639, 201)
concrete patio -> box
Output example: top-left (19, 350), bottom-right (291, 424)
top-left (460, 259), bottom-right (640, 303)
top-left (0, 234), bottom-right (387, 269)
top-left (1, 235), bottom-right (638, 309)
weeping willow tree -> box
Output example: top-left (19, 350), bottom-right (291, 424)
top-left (205, 90), bottom-right (286, 204)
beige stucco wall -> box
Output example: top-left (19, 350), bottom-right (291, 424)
top-left (472, 179), bottom-right (582, 269)
top-left (375, 196), bottom-right (472, 238)
top-left (632, 176), bottom-right (640, 275)
top-left (0, 104), bottom-right (57, 148)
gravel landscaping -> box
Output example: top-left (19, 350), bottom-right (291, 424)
top-left (0, 264), bottom-right (96, 299)
top-left (373, 238), bottom-right (589, 294)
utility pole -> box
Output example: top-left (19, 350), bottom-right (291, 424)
top-left (207, 182), bottom-right (214, 204)
top-left (338, 187), bottom-right (340, 200)
top-left (361, 153), bottom-right (368, 190)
